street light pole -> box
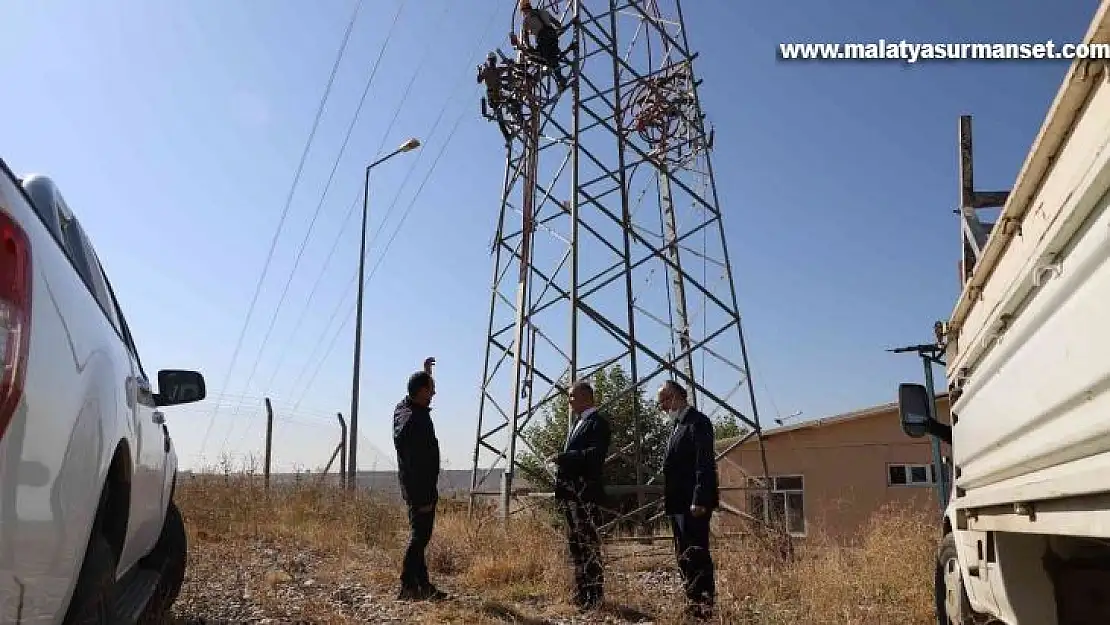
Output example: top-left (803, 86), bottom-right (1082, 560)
top-left (347, 137), bottom-right (421, 490)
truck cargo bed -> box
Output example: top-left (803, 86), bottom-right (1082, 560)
top-left (951, 62), bottom-right (1110, 515)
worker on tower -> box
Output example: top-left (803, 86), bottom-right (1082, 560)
top-left (516, 0), bottom-right (568, 92)
top-left (477, 52), bottom-right (512, 141)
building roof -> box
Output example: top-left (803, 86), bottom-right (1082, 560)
top-left (715, 392), bottom-right (949, 451)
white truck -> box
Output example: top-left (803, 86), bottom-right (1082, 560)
top-left (0, 158), bottom-right (206, 623)
top-left (897, 2), bottom-right (1110, 623)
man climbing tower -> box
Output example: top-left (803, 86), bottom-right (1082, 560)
top-left (477, 52), bottom-right (512, 141)
top-left (516, 0), bottom-right (568, 91)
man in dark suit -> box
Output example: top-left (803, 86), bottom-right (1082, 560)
top-left (549, 380), bottom-right (611, 609)
top-left (658, 380), bottom-right (718, 619)
top-left (392, 357), bottom-right (448, 601)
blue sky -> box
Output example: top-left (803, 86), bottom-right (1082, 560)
top-left (0, 0), bottom-right (1099, 473)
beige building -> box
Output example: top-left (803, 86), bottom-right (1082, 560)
top-left (718, 394), bottom-right (951, 542)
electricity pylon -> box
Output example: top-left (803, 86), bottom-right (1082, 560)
top-left (469, 0), bottom-right (772, 531)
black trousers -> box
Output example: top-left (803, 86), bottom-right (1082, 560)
top-left (560, 500), bottom-right (604, 603)
top-left (482, 96), bottom-right (512, 141)
top-left (535, 30), bottom-right (567, 86)
top-left (400, 505), bottom-right (435, 589)
top-left (670, 511), bottom-right (715, 606)
top-left (537, 31), bottom-right (560, 67)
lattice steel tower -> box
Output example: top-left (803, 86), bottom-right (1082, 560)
top-left (469, 0), bottom-right (771, 526)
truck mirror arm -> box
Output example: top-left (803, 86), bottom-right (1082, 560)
top-left (926, 420), bottom-right (952, 446)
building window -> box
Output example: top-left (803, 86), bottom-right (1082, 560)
top-left (747, 475), bottom-right (805, 536)
top-left (888, 463), bottom-right (936, 487)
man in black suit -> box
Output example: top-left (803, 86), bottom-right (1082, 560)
top-left (549, 380), bottom-right (611, 610)
top-left (393, 357), bottom-right (448, 601)
top-left (658, 380), bottom-right (718, 619)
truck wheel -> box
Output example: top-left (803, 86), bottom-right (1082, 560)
top-left (138, 501), bottom-right (187, 624)
top-left (936, 533), bottom-right (975, 625)
top-left (63, 531), bottom-right (117, 625)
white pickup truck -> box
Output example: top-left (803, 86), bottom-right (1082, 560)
top-left (0, 158), bottom-right (206, 623)
top-left (897, 1), bottom-right (1110, 623)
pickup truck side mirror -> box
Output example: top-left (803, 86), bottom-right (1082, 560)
top-left (898, 383), bottom-right (933, 438)
top-left (155, 369), bottom-right (206, 407)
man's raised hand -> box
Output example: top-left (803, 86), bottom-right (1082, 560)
top-left (424, 357), bottom-right (436, 375)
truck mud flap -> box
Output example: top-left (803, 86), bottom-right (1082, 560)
top-left (1045, 551), bottom-right (1110, 625)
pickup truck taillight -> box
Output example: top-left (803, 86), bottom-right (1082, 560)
top-left (0, 209), bottom-right (31, 442)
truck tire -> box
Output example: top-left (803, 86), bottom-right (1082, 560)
top-left (63, 531), bottom-right (117, 625)
top-left (936, 533), bottom-right (975, 625)
top-left (138, 500), bottom-right (187, 624)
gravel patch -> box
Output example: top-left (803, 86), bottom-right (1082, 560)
top-left (171, 539), bottom-right (684, 624)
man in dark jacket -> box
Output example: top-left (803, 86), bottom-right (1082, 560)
top-left (658, 380), bottom-right (718, 619)
top-left (549, 380), bottom-right (611, 609)
top-left (517, 0), bottom-right (568, 91)
top-left (392, 357), bottom-right (447, 601)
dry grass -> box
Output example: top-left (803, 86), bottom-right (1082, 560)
top-left (173, 472), bottom-right (939, 624)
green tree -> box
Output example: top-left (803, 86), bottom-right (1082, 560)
top-left (518, 365), bottom-right (672, 524)
top-left (711, 413), bottom-right (749, 441)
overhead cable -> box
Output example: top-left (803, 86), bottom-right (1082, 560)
top-left (217, 0), bottom-right (412, 454)
top-left (197, 0), bottom-right (364, 455)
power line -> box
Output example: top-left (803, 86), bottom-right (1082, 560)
top-left (284, 12), bottom-right (501, 412)
top-left (222, 0), bottom-right (435, 454)
top-left (252, 0), bottom-right (453, 406)
top-left (285, 93), bottom-right (471, 411)
top-left (197, 0), bottom-right (364, 455)
top-left (284, 282), bottom-right (355, 405)
top-left (195, 398), bottom-right (344, 466)
top-left (348, 4), bottom-right (480, 268)
top-left (282, 3), bottom-right (503, 411)
top-left (218, 0), bottom-right (412, 453)
top-left (229, 413), bottom-right (395, 468)
top-left (196, 398), bottom-right (338, 425)
top-left (290, 83), bottom-right (479, 412)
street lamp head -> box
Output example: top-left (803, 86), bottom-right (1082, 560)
top-left (399, 138), bottom-right (421, 152)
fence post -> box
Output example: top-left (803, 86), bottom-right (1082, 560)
top-left (264, 398), bottom-right (274, 491)
top-left (337, 413), bottom-right (348, 489)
